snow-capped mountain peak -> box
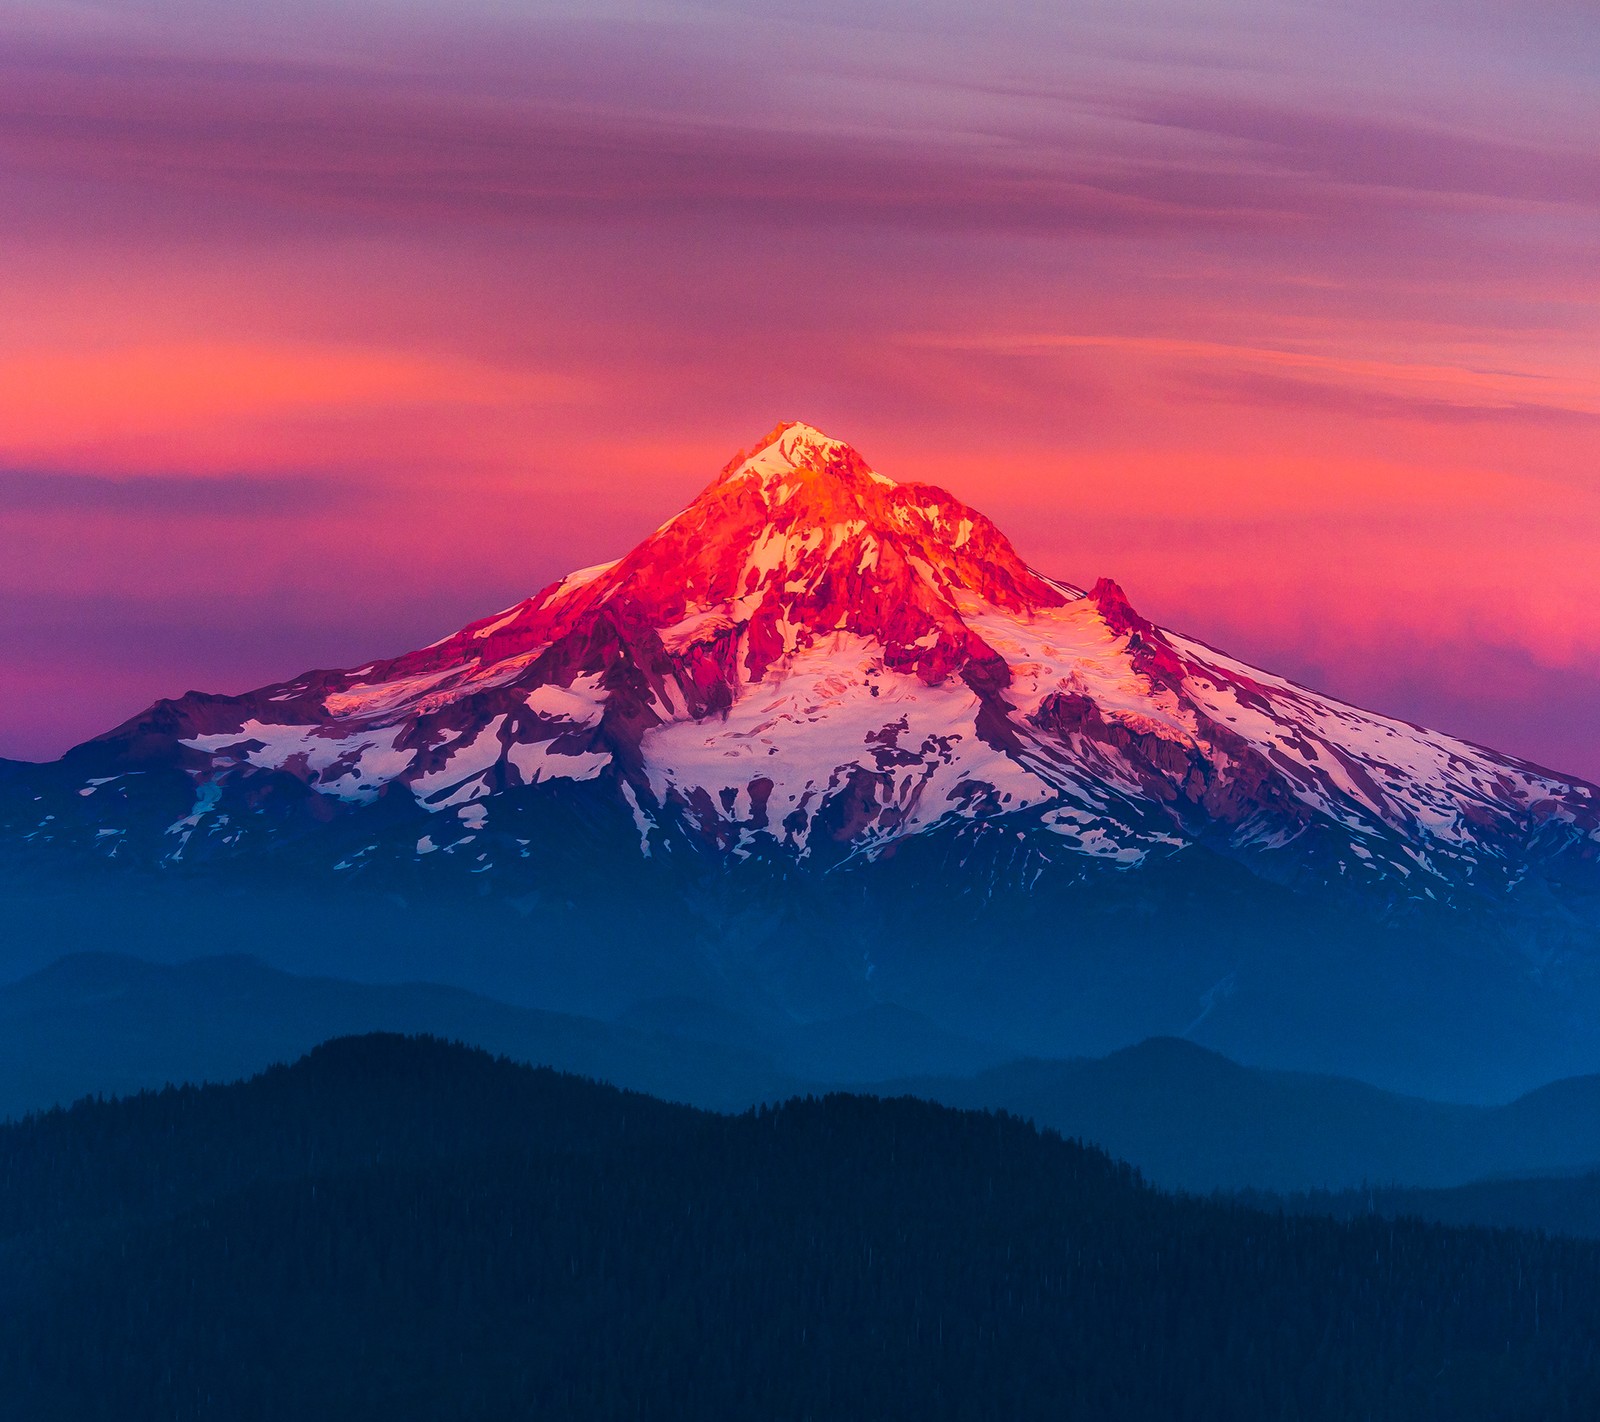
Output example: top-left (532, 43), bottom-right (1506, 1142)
top-left (360, 421), bottom-right (1075, 704)
top-left (715, 420), bottom-right (873, 490)
top-left (11, 422), bottom-right (1599, 912)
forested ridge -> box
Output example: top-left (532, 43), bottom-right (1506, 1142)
top-left (2, 1033), bottom-right (1597, 1421)
top-left (1243, 1172), bottom-right (1600, 1243)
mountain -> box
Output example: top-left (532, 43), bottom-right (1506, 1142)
top-left (888, 1037), bottom-right (1600, 1193)
top-left (0, 952), bottom-right (797, 1118)
top-left (5, 1033), bottom-right (1600, 1422)
top-left (0, 949), bottom-right (1010, 1120)
top-left (4, 422), bottom-right (1599, 1096)
top-left (11, 421), bottom-right (1598, 896)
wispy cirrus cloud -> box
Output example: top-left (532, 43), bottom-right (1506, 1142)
top-left (1129, 95), bottom-right (1600, 209)
top-left (0, 341), bottom-right (590, 467)
top-left (1176, 368), bottom-right (1600, 428)
top-left (0, 48), bottom-right (1301, 237)
top-left (8, 10), bottom-right (1594, 241)
top-left (0, 468), bottom-right (368, 515)
top-left (903, 330), bottom-right (1600, 430)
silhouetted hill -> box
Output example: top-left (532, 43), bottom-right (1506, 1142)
top-left (889, 1038), bottom-right (1600, 1191)
top-left (9, 954), bottom-right (1600, 1196)
top-left (0, 952), bottom-right (793, 1118)
top-left (4, 1034), bottom-right (1600, 1422)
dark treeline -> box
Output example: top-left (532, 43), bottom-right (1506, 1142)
top-left (1243, 1173), bottom-right (1600, 1243)
top-left (2, 1034), bottom-right (1598, 1422)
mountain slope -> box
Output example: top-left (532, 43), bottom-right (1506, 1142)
top-left (5, 1033), bottom-right (1600, 1422)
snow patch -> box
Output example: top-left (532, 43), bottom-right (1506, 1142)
top-left (505, 738), bottom-right (611, 786)
top-left (524, 673), bottom-right (608, 725)
top-left (410, 716), bottom-right (507, 802)
top-left (181, 722), bottom-right (413, 803)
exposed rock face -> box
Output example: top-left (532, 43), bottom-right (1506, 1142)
top-left (4, 421), bottom-right (1598, 916)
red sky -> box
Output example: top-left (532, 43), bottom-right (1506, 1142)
top-left (2, 0), bottom-right (1598, 778)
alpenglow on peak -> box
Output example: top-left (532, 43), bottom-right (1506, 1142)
top-left (713, 422), bottom-right (887, 490)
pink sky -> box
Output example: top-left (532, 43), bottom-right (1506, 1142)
top-left (1, 0), bottom-right (1597, 777)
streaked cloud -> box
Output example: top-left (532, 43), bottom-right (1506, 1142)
top-left (0, 342), bottom-right (588, 456)
top-left (0, 469), bottom-right (367, 515)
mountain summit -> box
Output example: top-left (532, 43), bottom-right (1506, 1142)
top-left (356, 420), bottom-right (1073, 703)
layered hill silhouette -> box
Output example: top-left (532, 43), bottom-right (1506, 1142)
top-left (8, 952), bottom-right (1600, 1194)
top-left (890, 1039), bottom-right (1600, 1192)
top-left (3, 1033), bottom-right (1599, 1422)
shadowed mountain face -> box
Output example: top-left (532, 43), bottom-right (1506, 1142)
top-left (8, 952), bottom-right (1600, 1195)
top-left (4, 1034), bottom-right (1600, 1422)
top-left (3, 423), bottom-right (1599, 1097)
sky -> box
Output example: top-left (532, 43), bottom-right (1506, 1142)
top-left (1, 0), bottom-right (1597, 777)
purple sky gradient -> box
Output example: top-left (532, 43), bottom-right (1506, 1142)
top-left (1, 0), bottom-right (1596, 777)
